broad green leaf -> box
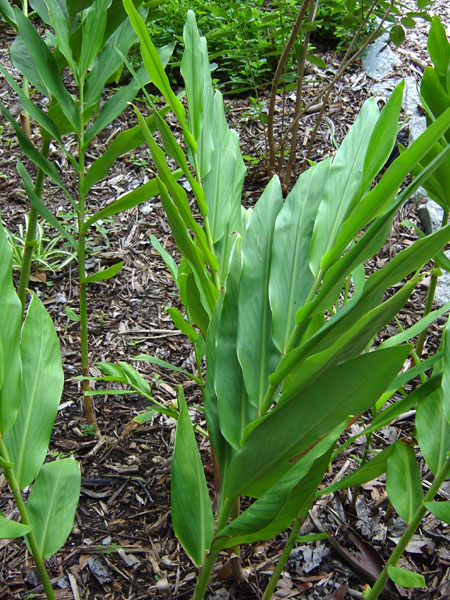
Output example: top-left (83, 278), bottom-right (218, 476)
top-left (84, 8), bottom-right (144, 107)
top-left (423, 501), bottom-right (450, 525)
top-left (441, 321), bottom-right (450, 423)
top-left (317, 447), bottom-right (393, 497)
top-left (79, 0), bottom-right (110, 76)
top-left (216, 440), bottom-right (335, 549)
top-left (134, 407), bottom-right (158, 424)
top-left (0, 221), bottom-right (22, 435)
top-left (390, 24), bottom-right (405, 47)
top-left (4, 295), bottom-right (64, 489)
top-left (84, 261), bottom-right (124, 283)
top-left (16, 160), bottom-right (78, 251)
top-left (181, 10), bottom-right (207, 141)
top-left (122, 0), bottom-right (196, 151)
top-left (203, 92), bottom-right (244, 278)
top-left (204, 293), bottom-right (233, 470)
top-left (309, 98), bottom-right (380, 276)
top-left (171, 387), bottom-right (214, 566)
top-left (0, 0), bottom-right (15, 26)
top-left (416, 387), bottom-right (450, 474)
top-left (181, 269), bottom-right (211, 339)
top-left (428, 16), bottom-right (450, 85)
top-left (46, 0), bottom-right (78, 77)
top-left (387, 566), bottom-right (426, 588)
top-left (363, 81), bottom-right (404, 184)
top-left (270, 160), bottom-right (332, 353)
top-left (27, 459), bottom-right (81, 558)
top-left (386, 442), bottom-right (423, 523)
top-left (13, 7), bottom-right (78, 130)
top-left (237, 176), bottom-right (283, 411)
top-left (0, 515), bottom-right (32, 539)
top-left (117, 361), bottom-right (152, 398)
top-left (224, 346), bottom-right (410, 499)
top-left (421, 67), bottom-right (450, 140)
top-left (215, 238), bottom-right (255, 450)
top-left (10, 34), bottom-right (50, 98)
top-left (321, 105), bottom-right (450, 272)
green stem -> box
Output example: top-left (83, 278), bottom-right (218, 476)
top-left (193, 497), bottom-right (234, 599)
top-left (0, 438), bottom-right (56, 600)
top-left (366, 453), bottom-right (450, 600)
top-left (17, 139), bottom-right (51, 310)
top-left (262, 503), bottom-right (310, 600)
top-left (415, 265), bottom-right (439, 358)
top-left (77, 81), bottom-right (97, 429)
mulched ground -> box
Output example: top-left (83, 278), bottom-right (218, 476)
top-left (1, 2), bottom-right (450, 599)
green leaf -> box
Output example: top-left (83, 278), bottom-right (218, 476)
top-left (423, 501), bottom-right (450, 525)
top-left (4, 295), bottom-right (64, 489)
top-left (387, 566), bottom-right (426, 588)
top-left (46, 0), bottom-right (78, 77)
top-left (0, 0), bottom-right (16, 27)
top-left (171, 387), bottom-right (214, 566)
top-left (309, 98), bottom-right (380, 276)
top-left (321, 106), bottom-right (450, 272)
top-left (13, 7), bottom-right (78, 130)
top-left (0, 515), bottom-right (32, 539)
top-left (0, 64), bottom-right (67, 150)
top-left (65, 306), bottom-right (81, 322)
top-left (84, 177), bottom-right (167, 230)
top-left (306, 53), bottom-right (327, 69)
top-left (84, 8), bottom-right (143, 107)
top-left (224, 346), bottom-right (410, 499)
top-left (270, 160), bottom-right (327, 352)
top-left (134, 407), bottom-right (158, 425)
top-left (134, 354), bottom-right (198, 381)
top-left (150, 234), bottom-right (178, 282)
top-left (363, 81), bottom-right (404, 184)
top-left (237, 176), bottom-right (283, 411)
top-left (84, 261), bottom-right (124, 283)
top-left (416, 387), bottom-right (450, 475)
top-left (203, 92), bottom-right (244, 278)
top-left (428, 16), bottom-right (450, 84)
top-left (216, 441), bottom-right (335, 549)
top-left (83, 112), bottom-right (160, 195)
top-left (390, 24), bottom-right (405, 47)
top-left (122, 0), bottom-right (196, 151)
top-left (441, 321), bottom-right (450, 423)
top-left (26, 459), bottom-right (80, 558)
top-left (181, 10), bottom-right (207, 141)
top-left (317, 447), bottom-right (393, 496)
top-left (215, 237), bottom-right (255, 450)
top-left (16, 160), bottom-right (78, 251)
top-left (0, 104), bottom-right (72, 200)
top-left (166, 307), bottom-right (197, 342)
top-left (0, 221), bottom-right (22, 434)
top-left (386, 442), bottom-right (423, 523)
top-left (79, 0), bottom-right (110, 75)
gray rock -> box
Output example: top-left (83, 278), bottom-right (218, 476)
top-left (362, 33), bottom-right (401, 80)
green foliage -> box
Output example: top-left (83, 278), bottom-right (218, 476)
top-left (101, 9), bottom-right (450, 599)
top-left (0, 219), bottom-right (80, 600)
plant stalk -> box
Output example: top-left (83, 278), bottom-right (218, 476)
top-left (366, 453), bottom-right (450, 600)
top-left (17, 139), bottom-right (51, 310)
top-left (193, 496), bottom-right (234, 599)
top-left (0, 438), bottom-right (56, 600)
top-left (262, 502), bottom-right (310, 599)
